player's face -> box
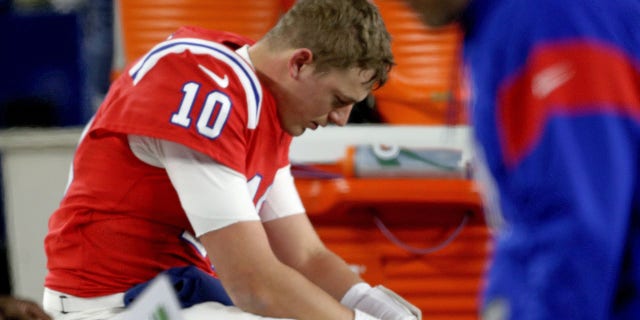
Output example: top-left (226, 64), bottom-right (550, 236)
top-left (278, 66), bottom-right (375, 136)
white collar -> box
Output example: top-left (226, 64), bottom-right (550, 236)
top-left (235, 45), bottom-right (254, 67)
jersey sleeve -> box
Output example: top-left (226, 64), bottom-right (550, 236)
top-left (259, 165), bottom-right (306, 222)
top-left (92, 37), bottom-right (264, 174)
top-left (129, 135), bottom-right (260, 236)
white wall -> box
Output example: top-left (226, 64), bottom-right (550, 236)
top-left (0, 128), bottom-right (80, 302)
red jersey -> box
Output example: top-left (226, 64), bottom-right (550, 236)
top-left (44, 27), bottom-right (292, 297)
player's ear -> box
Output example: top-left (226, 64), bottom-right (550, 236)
top-left (288, 48), bottom-right (314, 79)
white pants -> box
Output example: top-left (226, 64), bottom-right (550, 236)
top-left (43, 288), bottom-right (293, 320)
top-left (43, 288), bottom-right (125, 320)
top-left (181, 302), bottom-right (293, 320)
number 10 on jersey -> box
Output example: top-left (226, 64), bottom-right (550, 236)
top-left (170, 82), bottom-right (232, 139)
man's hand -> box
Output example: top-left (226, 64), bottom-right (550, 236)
top-left (0, 296), bottom-right (52, 320)
top-left (342, 283), bottom-right (421, 320)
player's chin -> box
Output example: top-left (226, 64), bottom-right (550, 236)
top-left (285, 125), bottom-right (306, 137)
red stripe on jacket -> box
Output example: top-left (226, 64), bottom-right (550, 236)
top-left (497, 41), bottom-right (640, 167)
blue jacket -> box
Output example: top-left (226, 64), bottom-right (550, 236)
top-left (462, 0), bottom-right (640, 319)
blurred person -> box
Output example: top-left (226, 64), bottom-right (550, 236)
top-left (0, 0), bottom-right (10, 13)
top-left (404, 0), bottom-right (640, 319)
top-left (50, 0), bottom-right (114, 112)
top-left (11, 0), bottom-right (48, 11)
top-left (0, 296), bottom-right (51, 320)
top-left (42, 1), bottom-right (421, 320)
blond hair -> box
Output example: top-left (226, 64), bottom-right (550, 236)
top-left (263, 0), bottom-right (394, 88)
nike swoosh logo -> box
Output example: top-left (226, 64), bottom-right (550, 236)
top-left (198, 64), bottom-right (229, 88)
top-left (532, 62), bottom-right (574, 99)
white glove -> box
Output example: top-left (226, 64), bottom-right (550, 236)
top-left (354, 309), bottom-right (382, 320)
top-left (342, 283), bottom-right (422, 320)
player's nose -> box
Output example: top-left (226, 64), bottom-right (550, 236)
top-left (329, 104), bottom-right (353, 126)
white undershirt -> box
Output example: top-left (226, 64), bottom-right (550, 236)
top-left (128, 135), bottom-right (305, 236)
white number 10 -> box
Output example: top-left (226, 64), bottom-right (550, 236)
top-left (170, 82), bottom-right (232, 139)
